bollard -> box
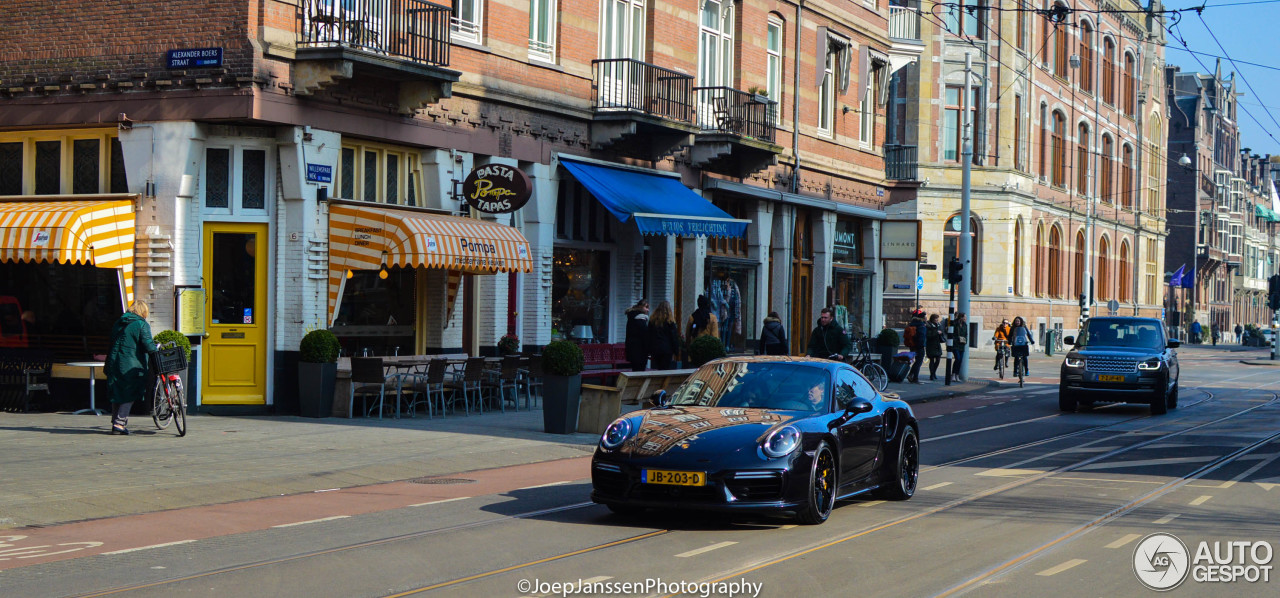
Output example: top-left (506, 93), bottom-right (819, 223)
top-left (1045, 329), bottom-right (1056, 357)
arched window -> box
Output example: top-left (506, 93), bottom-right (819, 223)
top-left (1052, 111), bottom-right (1066, 187)
top-left (1080, 21), bottom-right (1094, 94)
top-left (1102, 38), bottom-right (1116, 105)
top-left (1147, 116), bottom-right (1163, 214)
top-left (1013, 218), bottom-right (1024, 295)
top-left (1077, 123), bottom-right (1089, 192)
top-left (1039, 103), bottom-right (1048, 179)
top-left (1123, 52), bottom-right (1136, 115)
top-left (1034, 222), bottom-right (1045, 297)
top-left (1119, 240), bottom-right (1132, 302)
top-left (1101, 134), bottom-right (1114, 203)
top-left (1048, 226), bottom-right (1063, 297)
top-left (1121, 144), bottom-right (1134, 209)
top-left (944, 214), bottom-right (981, 294)
top-left (1097, 236), bottom-right (1110, 300)
top-left (1053, 21), bottom-right (1068, 77)
top-left (1073, 230), bottom-right (1086, 300)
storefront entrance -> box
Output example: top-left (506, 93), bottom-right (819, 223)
top-left (201, 222), bottom-right (268, 405)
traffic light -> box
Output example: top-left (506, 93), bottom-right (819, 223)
top-left (1269, 274), bottom-right (1280, 310)
top-left (1079, 293), bottom-right (1087, 309)
top-left (947, 258), bottom-right (963, 284)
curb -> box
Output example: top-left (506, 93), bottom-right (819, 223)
top-left (1240, 360), bottom-right (1280, 366)
top-left (890, 377), bottom-right (1002, 405)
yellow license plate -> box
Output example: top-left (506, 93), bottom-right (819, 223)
top-left (1098, 375), bottom-right (1126, 382)
top-left (642, 469), bottom-right (706, 486)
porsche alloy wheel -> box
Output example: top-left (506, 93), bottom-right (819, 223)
top-left (797, 443), bottom-right (837, 525)
top-left (880, 426), bottom-right (919, 500)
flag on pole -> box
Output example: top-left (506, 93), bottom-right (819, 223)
top-left (1170, 264), bottom-right (1186, 287)
top-left (1182, 263), bottom-right (1195, 289)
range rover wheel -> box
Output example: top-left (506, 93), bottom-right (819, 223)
top-left (1168, 382), bottom-right (1179, 409)
top-left (1058, 383), bottom-right (1077, 412)
top-left (1150, 381), bottom-right (1169, 416)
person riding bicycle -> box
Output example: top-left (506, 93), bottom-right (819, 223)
top-left (992, 318), bottom-right (1012, 371)
top-left (1009, 316), bottom-right (1034, 377)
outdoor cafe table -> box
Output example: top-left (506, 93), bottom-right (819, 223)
top-left (65, 361), bottom-right (107, 416)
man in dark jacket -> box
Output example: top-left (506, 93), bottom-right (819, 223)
top-left (905, 310), bottom-right (927, 384)
top-left (624, 300), bottom-right (650, 371)
top-left (806, 307), bottom-right (850, 359)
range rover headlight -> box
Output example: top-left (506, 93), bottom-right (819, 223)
top-left (762, 425), bottom-right (802, 458)
top-left (1064, 357), bottom-right (1085, 368)
top-left (1138, 358), bottom-right (1164, 371)
top-left (600, 419), bottom-right (633, 449)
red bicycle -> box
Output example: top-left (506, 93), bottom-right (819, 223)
top-left (151, 342), bottom-right (187, 436)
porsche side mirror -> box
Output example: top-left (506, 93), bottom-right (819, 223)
top-left (845, 397), bottom-right (873, 415)
top-left (649, 390), bottom-right (670, 408)
top-left (1063, 335), bottom-right (1075, 346)
top-left (1167, 340), bottom-right (1181, 348)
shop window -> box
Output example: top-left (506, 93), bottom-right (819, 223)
top-left (833, 271), bottom-right (871, 339)
top-left (706, 264), bottom-right (754, 353)
top-left (0, 261), bottom-right (124, 361)
top-left (337, 141), bottom-right (424, 206)
top-left (552, 247), bottom-right (610, 342)
top-left (833, 218), bottom-right (861, 266)
top-left (203, 145), bottom-right (271, 214)
top-left (332, 267), bottom-right (417, 357)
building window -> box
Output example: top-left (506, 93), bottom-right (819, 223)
top-left (1014, 95), bottom-right (1026, 171)
top-left (1097, 236), bottom-right (1110, 300)
top-left (944, 85), bottom-right (978, 162)
top-left (860, 62), bottom-right (879, 148)
top-left (1145, 238), bottom-right (1157, 305)
top-left (944, 0), bottom-right (984, 38)
top-left (0, 131), bottom-right (128, 196)
top-left (1014, 219), bottom-right (1023, 296)
top-left (698, 0), bottom-right (735, 121)
top-left (1100, 135), bottom-right (1114, 203)
top-left (1119, 240), bottom-right (1131, 303)
top-left (1076, 123), bottom-right (1089, 193)
top-left (336, 141), bottom-right (423, 206)
top-left (1049, 226), bottom-right (1063, 298)
top-left (818, 42), bottom-right (836, 137)
top-left (1039, 103), bottom-right (1048, 179)
top-left (529, 0), bottom-right (557, 62)
top-left (1079, 21), bottom-right (1094, 94)
top-left (943, 214), bottom-right (980, 294)
top-left (1121, 144), bottom-right (1134, 209)
top-left (600, 0), bottom-right (645, 63)
top-left (203, 144), bottom-right (271, 213)
top-left (767, 16), bottom-right (783, 118)
top-left (1034, 222), bottom-right (1044, 297)
top-left (205, 148), bottom-right (230, 209)
top-left (1073, 230), bottom-right (1086, 300)
top-left (1102, 38), bottom-right (1116, 105)
top-left (1016, 8), bottom-right (1026, 51)
top-left (451, 0), bottom-right (483, 44)
top-left (1123, 52), bottom-right (1136, 115)
top-left (1147, 116), bottom-right (1162, 215)
top-left (1053, 21), bottom-right (1068, 78)
top-left (1051, 111), bottom-right (1066, 187)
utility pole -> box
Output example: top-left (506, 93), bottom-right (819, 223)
top-left (958, 52), bottom-right (974, 381)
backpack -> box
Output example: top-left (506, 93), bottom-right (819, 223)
top-left (903, 324), bottom-right (918, 347)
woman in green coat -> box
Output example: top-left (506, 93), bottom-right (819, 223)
top-left (105, 300), bottom-right (154, 435)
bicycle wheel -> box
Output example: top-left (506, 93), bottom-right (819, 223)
top-left (152, 377), bottom-right (172, 429)
top-left (997, 354), bottom-right (1005, 379)
top-left (171, 379), bottom-right (186, 437)
top-left (861, 363), bottom-right (889, 392)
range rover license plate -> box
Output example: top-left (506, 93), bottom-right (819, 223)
top-left (642, 469), bottom-right (706, 486)
top-left (1098, 375), bottom-right (1125, 382)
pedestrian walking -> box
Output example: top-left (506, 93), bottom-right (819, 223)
top-left (684, 295), bottom-right (720, 362)
top-left (806, 307), bottom-right (851, 359)
top-left (1190, 320), bottom-right (1202, 344)
top-left (925, 313), bottom-right (944, 381)
top-left (105, 300), bottom-right (154, 436)
top-left (904, 310), bottom-right (926, 384)
top-left (646, 300), bottom-right (680, 370)
top-left (757, 311), bottom-right (788, 356)
top-left (624, 299), bottom-right (650, 371)
top-left (950, 312), bottom-right (968, 381)
top-left (1235, 323), bottom-right (1243, 345)
top-left (1211, 322), bottom-right (1220, 346)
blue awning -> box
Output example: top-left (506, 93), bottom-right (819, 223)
top-left (560, 158), bottom-right (749, 238)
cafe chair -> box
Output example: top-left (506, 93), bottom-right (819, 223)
top-left (445, 357), bottom-right (487, 415)
top-left (407, 359), bottom-right (452, 418)
top-left (482, 356), bottom-right (522, 413)
top-left (517, 355), bottom-right (543, 409)
top-left (349, 357), bottom-right (414, 419)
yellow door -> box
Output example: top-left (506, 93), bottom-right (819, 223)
top-left (202, 223), bottom-right (268, 405)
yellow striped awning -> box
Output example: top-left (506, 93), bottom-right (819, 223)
top-left (0, 195), bottom-right (138, 304)
top-left (328, 202), bottom-right (532, 323)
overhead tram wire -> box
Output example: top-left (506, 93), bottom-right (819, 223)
top-left (1194, 10), bottom-right (1280, 134)
top-left (1168, 21), bottom-right (1280, 146)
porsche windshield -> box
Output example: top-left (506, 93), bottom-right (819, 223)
top-left (668, 362), bottom-right (831, 412)
top-left (1077, 319), bottom-right (1165, 349)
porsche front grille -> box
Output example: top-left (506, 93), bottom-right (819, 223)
top-left (725, 471), bottom-right (783, 501)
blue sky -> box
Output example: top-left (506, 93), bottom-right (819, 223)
top-left (1164, 0), bottom-right (1280, 158)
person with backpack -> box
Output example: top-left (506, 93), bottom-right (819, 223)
top-left (757, 311), bottom-right (788, 355)
top-left (1009, 316), bottom-right (1035, 377)
top-left (925, 313), bottom-right (945, 381)
top-left (904, 309), bottom-right (927, 384)
top-left (684, 295), bottom-right (719, 362)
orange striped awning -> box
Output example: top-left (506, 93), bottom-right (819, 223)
top-left (0, 195), bottom-right (138, 303)
top-left (328, 202), bottom-right (532, 323)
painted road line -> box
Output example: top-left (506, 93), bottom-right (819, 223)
top-left (922, 482), bottom-right (953, 491)
top-left (675, 541), bottom-right (737, 558)
top-left (990, 388), bottom-right (1023, 394)
top-left (777, 525), bottom-right (797, 530)
top-left (928, 415), bottom-right (944, 419)
top-left (1190, 495), bottom-right (1213, 506)
top-left (974, 405), bottom-right (988, 409)
top-left (953, 409), bottom-right (968, 414)
top-left (272, 515), bottom-right (351, 528)
top-left (1075, 456), bottom-right (1217, 471)
top-left (1106, 534), bottom-right (1142, 549)
top-left (1153, 514), bottom-right (1181, 524)
top-left (519, 481), bottom-right (573, 490)
top-left (1036, 559), bottom-right (1088, 576)
top-left (1009, 398), bottom-right (1021, 401)
top-left (1028, 389), bottom-right (1056, 395)
top-left (102, 539), bottom-right (196, 555)
top-left (408, 497), bottom-right (471, 507)
top-left (976, 468), bottom-right (1040, 477)
top-left (857, 500), bottom-right (887, 508)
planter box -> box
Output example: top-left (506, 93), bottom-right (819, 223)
top-left (542, 373), bottom-right (582, 434)
top-left (298, 362), bottom-right (336, 418)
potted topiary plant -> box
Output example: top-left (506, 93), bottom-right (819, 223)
top-left (876, 327), bottom-right (901, 369)
top-left (541, 339), bottom-right (584, 434)
top-left (298, 329), bottom-right (340, 417)
top-left (497, 333), bottom-right (520, 355)
top-left (688, 334), bottom-right (727, 368)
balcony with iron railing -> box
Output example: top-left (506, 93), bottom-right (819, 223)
top-left (885, 144), bottom-right (919, 180)
top-left (589, 58), bottom-right (700, 159)
top-left (688, 86), bottom-right (782, 177)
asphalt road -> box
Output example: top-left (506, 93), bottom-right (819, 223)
top-left (4, 347), bottom-right (1279, 597)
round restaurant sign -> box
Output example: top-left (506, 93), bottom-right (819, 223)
top-left (461, 164), bottom-right (532, 214)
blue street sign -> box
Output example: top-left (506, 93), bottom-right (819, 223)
top-left (917, 275), bottom-right (924, 291)
top-left (166, 47), bottom-right (223, 69)
top-left (306, 163), bottom-right (333, 183)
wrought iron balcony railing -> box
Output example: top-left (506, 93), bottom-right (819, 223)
top-left (297, 0), bottom-right (451, 67)
top-left (692, 86), bottom-right (778, 143)
top-left (591, 58), bottom-right (694, 123)
top-left (885, 144), bottom-right (918, 180)
top-left (888, 5), bottom-right (923, 42)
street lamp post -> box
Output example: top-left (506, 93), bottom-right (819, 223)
top-left (1069, 53), bottom-right (1096, 331)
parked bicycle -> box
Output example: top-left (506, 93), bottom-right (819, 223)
top-left (151, 341), bottom-right (187, 436)
top-left (850, 335), bottom-right (888, 392)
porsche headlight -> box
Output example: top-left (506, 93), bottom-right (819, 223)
top-left (600, 419), bottom-right (633, 449)
top-left (1064, 357), bottom-right (1085, 368)
top-left (762, 425), bottom-right (802, 458)
top-left (1138, 358), bottom-right (1164, 371)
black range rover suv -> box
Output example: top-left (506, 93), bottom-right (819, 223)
top-left (1059, 317), bottom-right (1180, 415)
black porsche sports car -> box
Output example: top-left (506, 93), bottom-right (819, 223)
top-left (590, 356), bottom-right (919, 524)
